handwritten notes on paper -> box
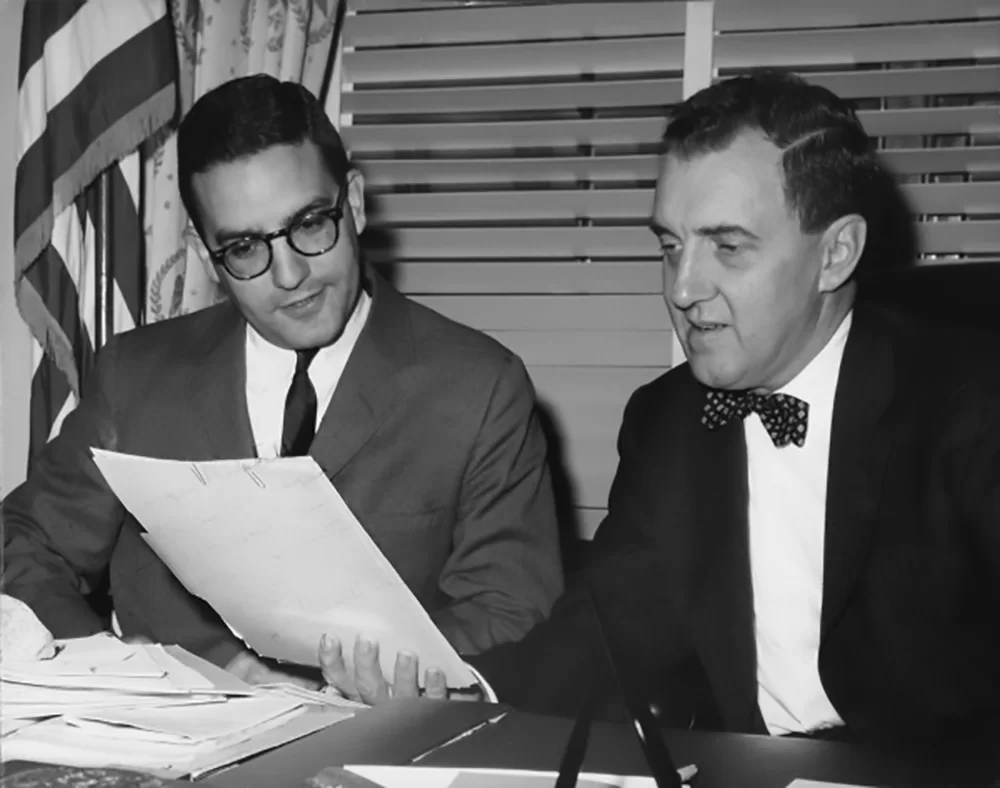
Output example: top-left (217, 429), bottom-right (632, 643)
top-left (90, 450), bottom-right (475, 688)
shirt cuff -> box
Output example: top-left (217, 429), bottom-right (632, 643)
top-left (465, 662), bottom-right (498, 703)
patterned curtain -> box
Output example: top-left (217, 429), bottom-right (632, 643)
top-left (145, 0), bottom-right (341, 323)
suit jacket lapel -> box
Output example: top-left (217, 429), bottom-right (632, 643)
top-left (821, 304), bottom-right (896, 638)
top-left (684, 387), bottom-right (760, 733)
top-left (311, 270), bottom-right (409, 480)
top-left (186, 302), bottom-right (256, 460)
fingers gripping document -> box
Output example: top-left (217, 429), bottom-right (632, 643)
top-left (90, 450), bottom-right (475, 688)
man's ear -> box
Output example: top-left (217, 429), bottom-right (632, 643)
top-left (818, 213), bottom-right (867, 293)
top-left (345, 168), bottom-right (366, 236)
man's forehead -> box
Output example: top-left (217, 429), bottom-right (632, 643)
top-left (651, 133), bottom-right (788, 227)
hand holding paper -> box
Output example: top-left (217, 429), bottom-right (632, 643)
top-left (1, 594), bottom-right (57, 662)
top-left (318, 634), bottom-right (454, 704)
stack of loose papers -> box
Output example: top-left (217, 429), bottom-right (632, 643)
top-left (1, 633), bottom-right (355, 778)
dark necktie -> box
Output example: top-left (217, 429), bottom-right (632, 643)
top-left (702, 389), bottom-right (809, 448)
top-left (281, 348), bottom-right (319, 457)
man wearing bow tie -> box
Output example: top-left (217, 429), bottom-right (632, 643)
top-left (325, 71), bottom-right (1000, 745)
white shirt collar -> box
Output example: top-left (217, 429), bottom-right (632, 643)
top-left (777, 310), bottom-right (853, 409)
top-left (245, 288), bottom-right (372, 378)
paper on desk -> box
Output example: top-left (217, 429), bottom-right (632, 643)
top-left (786, 781), bottom-right (874, 788)
top-left (336, 766), bottom-right (683, 788)
top-left (90, 450), bottom-right (475, 688)
top-left (67, 693), bottom-right (305, 743)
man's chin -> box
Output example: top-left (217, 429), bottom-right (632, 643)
top-left (688, 359), bottom-right (742, 392)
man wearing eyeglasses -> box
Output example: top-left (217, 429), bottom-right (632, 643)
top-left (1, 75), bottom-right (563, 686)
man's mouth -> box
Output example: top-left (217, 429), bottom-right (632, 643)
top-left (283, 291), bottom-right (322, 311)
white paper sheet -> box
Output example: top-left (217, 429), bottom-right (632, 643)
top-left (67, 693), bottom-right (305, 743)
top-left (786, 781), bottom-right (874, 788)
top-left (339, 765), bottom-right (697, 788)
top-left (90, 450), bottom-right (475, 687)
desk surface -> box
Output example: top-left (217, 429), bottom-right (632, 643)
top-left (209, 700), bottom-right (1000, 788)
top-left (420, 710), bottom-right (1000, 788)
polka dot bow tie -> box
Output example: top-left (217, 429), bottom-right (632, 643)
top-left (702, 390), bottom-right (810, 448)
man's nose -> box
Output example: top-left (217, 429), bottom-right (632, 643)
top-left (270, 239), bottom-right (310, 291)
top-left (666, 250), bottom-right (714, 310)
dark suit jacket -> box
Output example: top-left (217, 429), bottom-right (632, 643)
top-left (473, 300), bottom-right (1000, 744)
top-left (2, 271), bottom-right (563, 668)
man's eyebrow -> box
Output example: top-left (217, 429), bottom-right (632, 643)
top-left (649, 220), bottom-right (677, 236)
top-left (694, 224), bottom-right (760, 241)
top-left (214, 197), bottom-right (334, 244)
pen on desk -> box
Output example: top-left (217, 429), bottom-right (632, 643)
top-left (411, 710), bottom-right (510, 763)
top-left (677, 764), bottom-right (698, 783)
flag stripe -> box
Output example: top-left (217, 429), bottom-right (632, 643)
top-left (17, 0), bottom-right (88, 81)
top-left (23, 241), bottom-right (95, 387)
top-left (28, 353), bottom-right (73, 468)
top-left (15, 16), bottom-right (175, 270)
top-left (16, 0), bottom-right (175, 461)
top-left (105, 163), bottom-right (145, 326)
top-left (18, 0), bottom-right (170, 156)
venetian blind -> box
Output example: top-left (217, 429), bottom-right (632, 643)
top-left (714, 0), bottom-right (1000, 264)
top-left (341, 0), bottom-right (680, 540)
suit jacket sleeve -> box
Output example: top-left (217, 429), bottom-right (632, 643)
top-left (1, 341), bottom-right (246, 670)
top-left (2, 341), bottom-right (124, 635)
top-left (430, 355), bottom-right (564, 655)
top-left (954, 373), bottom-right (1000, 596)
top-left (468, 384), bottom-right (698, 722)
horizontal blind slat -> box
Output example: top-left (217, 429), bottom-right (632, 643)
top-left (368, 224), bottom-right (1000, 260)
top-left (784, 65), bottom-right (1000, 101)
top-left (879, 146), bottom-right (1000, 176)
top-left (343, 78), bottom-right (684, 116)
top-left (345, 118), bottom-right (665, 153)
top-left (858, 107), bottom-right (1000, 138)
top-left (905, 183), bottom-right (1000, 215)
top-left (367, 227), bottom-right (661, 261)
top-left (715, 21), bottom-right (1000, 70)
top-left (344, 66), bottom-right (998, 118)
top-left (916, 220), bottom-right (1000, 254)
top-left (488, 329), bottom-right (672, 367)
top-left (371, 189), bottom-right (653, 223)
top-left (343, 36), bottom-right (685, 85)
top-left (358, 149), bottom-right (1000, 188)
top-left (715, 0), bottom-right (1000, 31)
top-left (410, 294), bottom-right (669, 330)
top-left (344, 2), bottom-right (686, 47)
top-left (368, 183), bottom-right (1000, 224)
top-left (383, 260), bottom-right (663, 295)
top-left (344, 110), bottom-right (998, 155)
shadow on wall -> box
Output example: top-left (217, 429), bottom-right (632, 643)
top-left (857, 164), bottom-right (919, 276)
top-left (857, 165), bottom-right (1000, 330)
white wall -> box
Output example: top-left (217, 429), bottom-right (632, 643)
top-left (0, 0), bottom-right (31, 496)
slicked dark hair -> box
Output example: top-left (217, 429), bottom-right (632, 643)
top-left (662, 70), bottom-right (881, 236)
top-left (177, 74), bottom-right (350, 233)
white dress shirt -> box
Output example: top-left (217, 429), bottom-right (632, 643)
top-left (245, 290), bottom-right (371, 458)
top-left (746, 311), bottom-right (853, 735)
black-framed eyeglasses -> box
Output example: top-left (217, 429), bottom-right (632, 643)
top-left (207, 188), bottom-right (348, 281)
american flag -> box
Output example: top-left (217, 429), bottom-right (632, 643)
top-left (14, 0), bottom-right (176, 468)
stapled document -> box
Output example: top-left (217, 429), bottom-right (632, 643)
top-left (90, 450), bottom-right (475, 687)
